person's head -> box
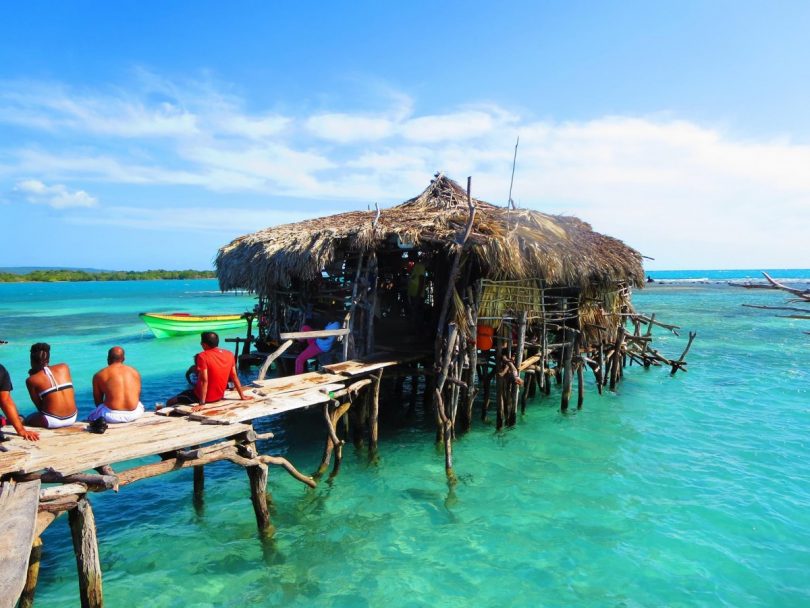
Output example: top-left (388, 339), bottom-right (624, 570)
top-left (107, 346), bottom-right (125, 365)
top-left (29, 342), bottom-right (50, 372)
top-left (200, 332), bottom-right (219, 349)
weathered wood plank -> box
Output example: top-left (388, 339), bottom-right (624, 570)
top-left (185, 384), bottom-right (344, 424)
top-left (323, 351), bottom-right (429, 376)
top-left (0, 480), bottom-right (41, 608)
top-left (279, 328), bottom-right (349, 340)
top-left (0, 437), bottom-right (30, 474)
top-left (1, 414), bottom-right (252, 477)
top-left (251, 371), bottom-right (345, 392)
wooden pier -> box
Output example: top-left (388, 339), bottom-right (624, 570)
top-left (0, 351), bottom-right (427, 608)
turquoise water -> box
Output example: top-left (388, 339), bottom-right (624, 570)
top-left (1, 277), bottom-right (809, 607)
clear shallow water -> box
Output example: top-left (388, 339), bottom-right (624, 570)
top-left (1, 278), bottom-right (809, 607)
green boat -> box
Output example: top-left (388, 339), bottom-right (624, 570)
top-left (139, 312), bottom-right (247, 339)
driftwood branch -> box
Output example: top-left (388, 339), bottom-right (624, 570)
top-left (762, 272), bottom-right (810, 301)
top-left (257, 339), bottom-right (293, 381)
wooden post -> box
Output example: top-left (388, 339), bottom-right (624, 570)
top-left (364, 252), bottom-right (378, 356)
top-left (242, 313), bottom-right (255, 357)
top-left (238, 441), bottom-right (273, 536)
top-left (432, 176), bottom-right (476, 408)
top-left (193, 465), bottom-right (204, 510)
top-left (511, 311), bottom-right (528, 419)
top-left (369, 369), bottom-right (383, 453)
top-left (68, 498), bottom-right (103, 608)
top-left (495, 327), bottom-right (504, 430)
top-left (576, 355), bottom-right (585, 410)
top-left (560, 329), bottom-right (574, 412)
top-left (464, 280), bottom-right (482, 431)
top-left (18, 537), bottom-right (43, 608)
top-left (609, 327), bottom-right (626, 391)
top-left (344, 254), bottom-right (364, 361)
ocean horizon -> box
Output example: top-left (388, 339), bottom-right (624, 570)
top-left (1, 272), bottom-right (808, 607)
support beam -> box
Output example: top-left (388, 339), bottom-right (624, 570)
top-left (193, 465), bottom-right (204, 510)
top-left (369, 370), bottom-right (383, 452)
top-left (238, 442), bottom-right (273, 537)
top-left (18, 537), bottom-right (42, 608)
top-left (68, 498), bottom-right (103, 608)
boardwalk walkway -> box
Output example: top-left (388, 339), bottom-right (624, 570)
top-left (0, 351), bottom-right (428, 607)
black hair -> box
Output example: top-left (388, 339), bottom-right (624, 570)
top-left (201, 332), bottom-right (219, 347)
top-left (29, 342), bottom-right (50, 373)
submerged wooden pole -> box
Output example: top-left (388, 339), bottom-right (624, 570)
top-left (495, 327), bottom-right (505, 430)
top-left (18, 537), bottom-right (43, 608)
top-left (560, 329), bottom-right (574, 412)
top-left (68, 498), bottom-right (103, 608)
top-left (609, 327), bottom-right (626, 391)
top-left (193, 465), bottom-right (204, 508)
top-left (511, 311), bottom-right (528, 420)
top-left (464, 281), bottom-right (482, 431)
top-left (238, 442), bottom-right (272, 536)
top-left (344, 254), bottom-right (364, 361)
top-left (364, 252), bottom-right (378, 356)
top-left (369, 369), bottom-right (383, 453)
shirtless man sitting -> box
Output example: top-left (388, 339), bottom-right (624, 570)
top-left (87, 346), bottom-right (144, 424)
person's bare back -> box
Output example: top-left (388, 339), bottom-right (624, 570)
top-left (93, 347), bottom-right (142, 411)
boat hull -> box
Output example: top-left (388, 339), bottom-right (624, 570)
top-left (139, 313), bottom-right (247, 339)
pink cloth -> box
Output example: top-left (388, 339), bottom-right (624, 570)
top-left (295, 325), bottom-right (323, 374)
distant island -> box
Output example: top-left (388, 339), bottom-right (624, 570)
top-left (0, 269), bottom-right (216, 282)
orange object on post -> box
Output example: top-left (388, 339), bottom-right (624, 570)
top-left (476, 325), bottom-right (495, 350)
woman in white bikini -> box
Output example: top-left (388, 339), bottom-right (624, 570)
top-left (24, 342), bottom-right (78, 428)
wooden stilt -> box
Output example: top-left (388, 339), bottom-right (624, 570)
top-left (511, 311), bottom-right (528, 420)
top-left (344, 254), bottom-right (364, 361)
top-left (18, 537), bottom-right (42, 608)
top-left (561, 329), bottom-right (574, 412)
top-left (193, 465), bottom-right (204, 509)
top-left (495, 327), bottom-right (504, 430)
top-left (68, 498), bottom-right (103, 608)
top-left (609, 327), bottom-right (626, 391)
top-left (238, 441), bottom-right (272, 536)
top-left (364, 252), bottom-right (378, 356)
top-left (576, 356), bottom-right (585, 410)
top-left (369, 369), bottom-right (383, 453)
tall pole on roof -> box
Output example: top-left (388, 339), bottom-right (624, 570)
top-left (507, 135), bottom-right (519, 209)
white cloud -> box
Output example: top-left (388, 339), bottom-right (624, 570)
top-left (13, 179), bottom-right (98, 208)
top-left (1, 77), bottom-right (809, 267)
top-left (400, 109), bottom-right (515, 143)
top-left (68, 205), bottom-right (317, 233)
top-left (306, 113), bottom-right (395, 143)
top-left (0, 83), bottom-right (198, 138)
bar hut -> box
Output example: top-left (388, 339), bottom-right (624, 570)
top-left (216, 174), bottom-right (689, 480)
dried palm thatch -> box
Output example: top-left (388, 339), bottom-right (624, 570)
top-left (216, 175), bottom-right (644, 293)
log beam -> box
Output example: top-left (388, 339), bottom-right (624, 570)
top-left (68, 498), bottom-right (103, 608)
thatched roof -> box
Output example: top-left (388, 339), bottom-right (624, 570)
top-left (216, 175), bottom-right (644, 293)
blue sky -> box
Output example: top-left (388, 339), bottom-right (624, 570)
top-left (1, 1), bottom-right (808, 270)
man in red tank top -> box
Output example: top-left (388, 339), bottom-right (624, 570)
top-left (167, 332), bottom-right (248, 411)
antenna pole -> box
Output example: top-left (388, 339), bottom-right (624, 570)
top-left (507, 136), bottom-right (519, 209)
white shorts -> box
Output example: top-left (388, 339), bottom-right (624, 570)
top-left (87, 402), bottom-right (145, 424)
